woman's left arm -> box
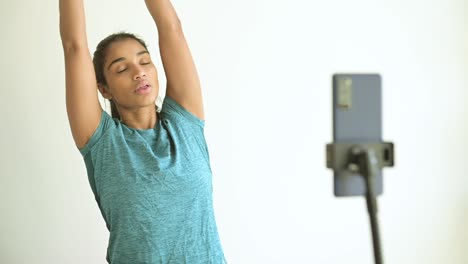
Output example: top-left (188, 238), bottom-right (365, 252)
top-left (145, 0), bottom-right (204, 120)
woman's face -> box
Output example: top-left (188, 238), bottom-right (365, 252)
top-left (101, 38), bottom-right (159, 111)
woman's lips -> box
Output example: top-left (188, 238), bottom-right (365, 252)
top-left (135, 84), bottom-right (151, 95)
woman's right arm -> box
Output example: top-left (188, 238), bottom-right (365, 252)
top-left (60, 0), bottom-right (102, 149)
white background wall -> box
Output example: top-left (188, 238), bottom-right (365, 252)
top-left (1, 0), bottom-right (467, 263)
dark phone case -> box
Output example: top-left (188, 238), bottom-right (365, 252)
top-left (332, 74), bottom-right (383, 196)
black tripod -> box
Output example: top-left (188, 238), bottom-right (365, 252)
top-left (351, 147), bottom-right (383, 264)
top-left (327, 142), bottom-right (394, 264)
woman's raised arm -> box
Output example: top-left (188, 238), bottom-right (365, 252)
top-left (60, 0), bottom-right (102, 149)
top-left (145, 0), bottom-right (205, 120)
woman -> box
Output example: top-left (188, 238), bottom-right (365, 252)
top-left (59, 0), bottom-right (226, 263)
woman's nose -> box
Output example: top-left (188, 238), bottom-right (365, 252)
top-left (133, 66), bottom-right (147, 80)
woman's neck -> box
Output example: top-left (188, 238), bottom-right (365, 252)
top-left (119, 105), bottom-right (158, 130)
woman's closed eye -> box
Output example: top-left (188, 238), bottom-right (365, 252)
top-left (117, 68), bottom-right (127, 73)
top-left (117, 62), bottom-right (151, 74)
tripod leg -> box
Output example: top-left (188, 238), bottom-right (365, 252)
top-left (353, 147), bottom-right (384, 264)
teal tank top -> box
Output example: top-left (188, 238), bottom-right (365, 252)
top-left (79, 96), bottom-right (226, 263)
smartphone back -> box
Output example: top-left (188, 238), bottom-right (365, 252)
top-left (332, 74), bottom-right (383, 196)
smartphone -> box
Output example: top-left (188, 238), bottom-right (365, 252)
top-left (332, 74), bottom-right (383, 197)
